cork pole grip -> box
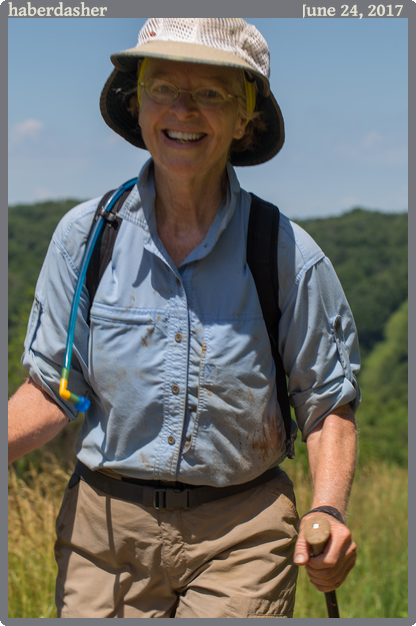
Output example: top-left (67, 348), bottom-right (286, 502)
top-left (303, 515), bottom-right (331, 556)
top-left (302, 514), bottom-right (340, 618)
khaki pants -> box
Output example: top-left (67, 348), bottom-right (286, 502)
top-left (55, 469), bottom-right (299, 618)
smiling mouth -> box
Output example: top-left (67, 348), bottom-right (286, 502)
top-left (164, 130), bottom-right (206, 143)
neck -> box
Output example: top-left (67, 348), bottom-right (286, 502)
top-left (152, 164), bottom-right (228, 266)
top-left (154, 164), bottom-right (227, 231)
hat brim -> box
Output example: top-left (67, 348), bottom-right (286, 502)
top-left (100, 60), bottom-right (284, 167)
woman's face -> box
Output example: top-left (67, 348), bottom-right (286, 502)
top-left (138, 59), bottom-right (246, 185)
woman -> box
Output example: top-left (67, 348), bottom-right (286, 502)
top-left (8, 18), bottom-right (360, 618)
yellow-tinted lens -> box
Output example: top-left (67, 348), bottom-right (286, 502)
top-left (137, 58), bottom-right (148, 106)
top-left (243, 73), bottom-right (256, 124)
top-left (194, 88), bottom-right (229, 107)
top-left (146, 79), bottom-right (178, 103)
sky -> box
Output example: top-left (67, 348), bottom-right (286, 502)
top-left (8, 17), bottom-right (408, 219)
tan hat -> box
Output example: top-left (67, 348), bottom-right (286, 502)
top-left (100, 18), bottom-right (284, 166)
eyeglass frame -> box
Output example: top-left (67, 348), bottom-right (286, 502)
top-left (138, 78), bottom-right (242, 109)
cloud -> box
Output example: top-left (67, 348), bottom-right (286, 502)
top-left (362, 131), bottom-right (383, 150)
top-left (9, 118), bottom-right (44, 146)
top-left (335, 130), bottom-right (407, 166)
top-left (34, 186), bottom-right (54, 200)
top-left (105, 134), bottom-right (123, 147)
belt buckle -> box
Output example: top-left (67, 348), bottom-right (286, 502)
top-left (153, 488), bottom-right (191, 510)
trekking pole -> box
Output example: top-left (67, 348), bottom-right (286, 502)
top-left (303, 515), bottom-right (340, 618)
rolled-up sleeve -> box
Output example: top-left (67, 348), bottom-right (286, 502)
top-left (21, 200), bottom-right (98, 420)
top-left (278, 220), bottom-right (361, 441)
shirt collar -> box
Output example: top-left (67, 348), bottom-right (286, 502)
top-left (119, 158), bottom-right (242, 264)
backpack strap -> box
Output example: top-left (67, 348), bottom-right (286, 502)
top-left (85, 188), bottom-right (130, 319)
top-left (247, 193), bottom-right (295, 459)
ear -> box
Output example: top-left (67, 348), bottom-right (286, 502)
top-left (138, 100), bottom-right (145, 127)
top-left (233, 117), bottom-right (246, 140)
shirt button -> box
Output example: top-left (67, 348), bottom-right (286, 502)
top-left (334, 316), bottom-right (342, 331)
top-left (167, 435), bottom-right (175, 445)
top-left (176, 278), bottom-right (181, 286)
top-left (175, 332), bottom-right (183, 343)
top-left (171, 384), bottom-right (180, 395)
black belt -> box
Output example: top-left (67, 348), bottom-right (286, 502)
top-left (73, 460), bottom-right (281, 511)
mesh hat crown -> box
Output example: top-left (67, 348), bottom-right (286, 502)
top-left (100, 18), bottom-right (284, 166)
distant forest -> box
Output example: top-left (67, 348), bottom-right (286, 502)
top-left (8, 200), bottom-right (408, 468)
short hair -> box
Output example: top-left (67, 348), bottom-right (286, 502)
top-left (227, 69), bottom-right (267, 156)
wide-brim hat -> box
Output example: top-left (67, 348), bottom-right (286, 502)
top-left (100, 18), bottom-right (284, 167)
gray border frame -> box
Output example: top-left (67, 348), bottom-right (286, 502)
top-left (4, 0), bottom-right (413, 623)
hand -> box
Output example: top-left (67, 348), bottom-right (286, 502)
top-left (293, 513), bottom-right (357, 593)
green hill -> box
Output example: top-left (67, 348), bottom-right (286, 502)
top-left (8, 199), bottom-right (82, 329)
top-left (357, 300), bottom-right (408, 466)
top-left (8, 199), bottom-right (83, 396)
top-left (297, 208), bottom-right (408, 356)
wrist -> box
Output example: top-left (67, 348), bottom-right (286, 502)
top-left (301, 506), bottom-right (345, 525)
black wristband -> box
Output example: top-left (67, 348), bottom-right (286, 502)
top-left (301, 506), bottom-right (345, 525)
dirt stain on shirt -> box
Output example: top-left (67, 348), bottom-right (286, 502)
top-left (141, 326), bottom-right (155, 347)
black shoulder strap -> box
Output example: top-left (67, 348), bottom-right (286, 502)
top-left (85, 189), bottom-right (130, 315)
top-left (247, 193), bottom-right (295, 459)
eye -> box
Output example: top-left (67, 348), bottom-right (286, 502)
top-left (155, 83), bottom-right (174, 95)
top-left (205, 89), bottom-right (222, 99)
top-left (146, 79), bottom-right (177, 102)
top-left (196, 88), bottom-right (228, 105)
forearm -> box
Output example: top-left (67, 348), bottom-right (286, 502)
top-left (293, 406), bottom-right (358, 590)
top-left (8, 377), bottom-right (69, 464)
top-left (306, 405), bottom-right (357, 521)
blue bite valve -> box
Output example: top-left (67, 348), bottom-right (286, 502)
top-left (74, 396), bottom-right (91, 413)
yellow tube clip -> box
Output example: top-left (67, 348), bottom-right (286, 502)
top-left (59, 378), bottom-right (71, 401)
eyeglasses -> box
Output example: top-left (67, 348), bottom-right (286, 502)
top-left (138, 78), bottom-right (241, 109)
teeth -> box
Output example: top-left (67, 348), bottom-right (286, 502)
top-left (166, 130), bottom-right (204, 142)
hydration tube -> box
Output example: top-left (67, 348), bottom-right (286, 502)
top-left (59, 177), bottom-right (138, 412)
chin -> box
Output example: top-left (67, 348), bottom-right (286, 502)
top-left (155, 152), bottom-right (228, 183)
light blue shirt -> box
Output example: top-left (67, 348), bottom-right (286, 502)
top-left (22, 160), bottom-right (360, 487)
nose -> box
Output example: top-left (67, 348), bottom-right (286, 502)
top-left (170, 90), bottom-right (199, 116)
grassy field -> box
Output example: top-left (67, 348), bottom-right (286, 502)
top-left (8, 453), bottom-right (408, 619)
top-left (285, 459), bottom-right (408, 619)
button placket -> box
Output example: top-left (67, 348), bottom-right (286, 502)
top-left (157, 269), bottom-right (191, 478)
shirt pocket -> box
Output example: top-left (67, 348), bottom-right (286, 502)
top-left (331, 314), bottom-right (353, 382)
top-left (88, 306), bottom-right (168, 408)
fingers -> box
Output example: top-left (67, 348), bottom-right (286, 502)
top-left (293, 529), bottom-right (311, 566)
top-left (305, 542), bottom-right (357, 592)
top-left (294, 513), bottom-right (357, 593)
